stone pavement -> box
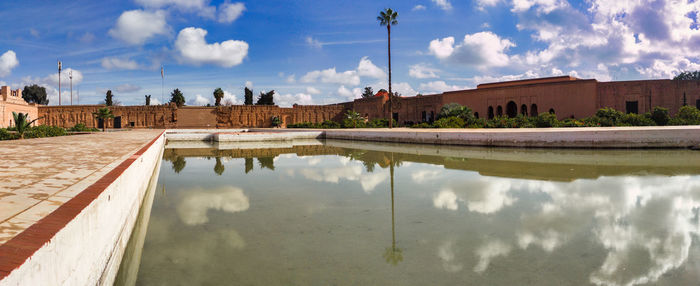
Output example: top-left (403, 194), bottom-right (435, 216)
top-left (0, 130), bottom-right (164, 245)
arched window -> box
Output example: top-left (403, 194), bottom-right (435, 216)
top-left (488, 106), bottom-right (494, 119)
top-left (521, 104), bottom-right (528, 116)
top-left (549, 108), bottom-right (555, 114)
top-left (506, 101), bottom-right (517, 118)
top-left (530, 104), bottom-right (538, 116)
top-left (474, 112), bottom-right (479, 119)
top-left (496, 106), bottom-right (503, 116)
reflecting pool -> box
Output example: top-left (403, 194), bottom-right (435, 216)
top-left (116, 139), bottom-right (700, 286)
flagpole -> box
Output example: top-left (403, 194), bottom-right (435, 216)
top-left (161, 66), bottom-right (164, 104)
top-left (58, 60), bottom-right (62, 106)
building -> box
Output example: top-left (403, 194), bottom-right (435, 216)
top-left (0, 86), bottom-right (40, 128)
top-left (34, 76), bottom-right (700, 129)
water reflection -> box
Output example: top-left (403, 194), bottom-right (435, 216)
top-left (119, 140), bottom-right (700, 286)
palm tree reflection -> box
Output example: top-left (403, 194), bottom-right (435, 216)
top-left (383, 152), bottom-right (403, 265)
top-left (214, 157), bottom-right (225, 175)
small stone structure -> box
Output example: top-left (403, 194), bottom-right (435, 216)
top-left (0, 86), bottom-right (39, 128)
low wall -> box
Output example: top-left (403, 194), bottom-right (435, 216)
top-left (0, 132), bottom-right (165, 286)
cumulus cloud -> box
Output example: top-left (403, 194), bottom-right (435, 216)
top-left (187, 94), bottom-right (211, 106)
top-left (176, 186), bottom-right (249, 225)
top-left (409, 63), bottom-right (440, 79)
top-left (115, 83), bottom-right (141, 93)
top-left (429, 31), bottom-right (515, 69)
top-left (419, 81), bottom-right (466, 94)
top-left (473, 240), bottom-right (512, 273)
top-left (218, 1), bottom-right (245, 23)
top-left (245, 81), bottom-right (253, 89)
top-left (300, 68), bottom-right (360, 86)
top-left (46, 68), bottom-right (83, 86)
top-left (221, 90), bottom-right (241, 105)
top-left (16, 68), bottom-right (83, 105)
top-left (337, 85), bottom-right (362, 100)
top-left (135, 0), bottom-right (215, 17)
top-left (101, 57), bottom-right (140, 70)
top-left (432, 0), bottom-right (453, 11)
top-left (175, 27), bottom-right (248, 67)
top-left (357, 57), bottom-right (386, 79)
top-left (0, 50), bottom-right (19, 77)
top-left (306, 87), bottom-right (321, 94)
top-left (306, 36), bottom-right (323, 48)
top-left (274, 91), bottom-right (313, 107)
top-left (412, 5), bottom-right (427, 11)
top-left (109, 10), bottom-right (169, 45)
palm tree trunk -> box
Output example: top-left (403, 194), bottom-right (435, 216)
top-left (388, 25), bottom-right (393, 129)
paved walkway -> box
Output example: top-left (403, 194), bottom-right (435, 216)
top-left (0, 130), bottom-right (164, 245)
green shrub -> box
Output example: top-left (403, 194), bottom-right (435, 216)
top-left (69, 123), bottom-right (99, 132)
top-left (649, 107), bottom-right (670, 126)
top-left (486, 116), bottom-right (518, 128)
top-left (534, 112), bottom-right (559, 127)
top-left (621, 113), bottom-right (655, 126)
top-left (433, 116), bottom-right (465, 128)
top-left (437, 103), bottom-right (474, 121)
top-left (670, 105), bottom-right (700, 125)
top-left (318, 120), bottom-right (341, 129)
top-left (367, 118), bottom-right (396, 128)
top-left (410, 122), bottom-right (433, 128)
top-left (558, 118), bottom-right (586, 127)
top-left (467, 118), bottom-right (487, 128)
top-left (595, 107), bottom-right (624, 126)
top-left (286, 122), bottom-right (315, 128)
top-left (0, 128), bottom-right (17, 140)
top-left (24, 125), bottom-right (67, 138)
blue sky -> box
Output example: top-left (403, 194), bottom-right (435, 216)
top-left (1, 0), bottom-right (699, 106)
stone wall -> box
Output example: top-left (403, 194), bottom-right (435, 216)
top-left (0, 86), bottom-right (40, 128)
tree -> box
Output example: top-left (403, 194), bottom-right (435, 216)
top-left (256, 90), bottom-right (275, 105)
top-left (92, 107), bottom-right (114, 132)
top-left (170, 88), bottom-right (185, 107)
top-left (361, 86), bottom-right (374, 98)
top-left (11, 112), bottom-right (41, 139)
top-left (437, 103), bottom-right (475, 121)
top-left (145, 95), bottom-right (151, 106)
top-left (214, 157), bottom-right (225, 175)
top-left (673, 71), bottom-right (700, 80)
top-left (271, 116), bottom-right (281, 127)
top-left (172, 156), bottom-right (186, 173)
top-left (213, 88), bottom-right (224, 106)
top-left (344, 110), bottom-right (364, 128)
top-left (378, 8), bottom-right (398, 128)
top-left (244, 157), bottom-right (254, 173)
top-left (105, 90), bottom-right (113, 106)
top-left (244, 87), bottom-right (254, 105)
top-left (22, 84), bottom-right (49, 105)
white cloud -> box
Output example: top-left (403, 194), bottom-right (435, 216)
top-left (135, 0), bottom-right (215, 17)
top-left (273, 91), bottom-right (313, 107)
top-left (412, 5), bottom-right (427, 11)
top-left (285, 75), bottom-right (296, 83)
top-left (306, 36), bottom-right (322, 48)
top-left (115, 83), bottom-right (141, 93)
top-left (218, 2), bottom-right (245, 24)
top-left (300, 68), bottom-right (360, 86)
top-left (429, 31), bottom-right (515, 69)
top-left (337, 85), bottom-right (362, 100)
top-left (393, 82), bottom-right (417, 96)
top-left (109, 10), bottom-right (169, 45)
top-left (46, 68), bottom-right (83, 86)
top-left (409, 63), bottom-right (440, 79)
top-left (101, 57), bottom-right (140, 70)
top-left (176, 186), bottom-right (249, 225)
top-left (473, 240), bottom-right (512, 273)
top-left (432, 0), bottom-right (453, 11)
top-left (357, 57), bottom-right (386, 79)
top-left (174, 27), bottom-right (248, 67)
top-left (245, 81), bottom-right (253, 89)
top-left (222, 90), bottom-right (241, 105)
top-left (476, 0), bottom-right (502, 10)
top-left (419, 81), bottom-right (466, 94)
top-left (0, 50), bottom-right (19, 77)
top-left (306, 87), bottom-right (321, 94)
top-left (150, 97), bottom-right (162, 105)
top-left (188, 94), bottom-right (211, 106)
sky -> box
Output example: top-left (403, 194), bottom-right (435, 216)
top-left (1, 0), bottom-right (699, 106)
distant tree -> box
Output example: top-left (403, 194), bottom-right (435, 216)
top-left (416, 93), bottom-right (423, 97)
top-left (258, 157), bottom-right (275, 170)
top-left (213, 88), bottom-right (224, 106)
top-left (244, 157), bottom-right (254, 173)
top-left (256, 90), bottom-right (275, 105)
top-left (271, 116), bottom-right (281, 127)
top-left (673, 71), bottom-right (700, 80)
top-left (361, 86), bottom-right (374, 98)
top-left (105, 90), bottom-right (113, 106)
top-left (92, 107), bottom-right (114, 132)
top-left (172, 156), bottom-right (186, 173)
top-left (170, 88), bottom-right (185, 107)
top-left (11, 112), bottom-right (41, 139)
top-left (21, 84), bottom-right (49, 105)
top-left (214, 157), bottom-right (225, 175)
top-left (244, 87), bottom-right (254, 105)
top-left (344, 110), bottom-right (364, 128)
top-left (145, 95), bottom-right (151, 106)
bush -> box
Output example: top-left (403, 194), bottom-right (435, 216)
top-left (24, 125), bottom-right (66, 138)
top-left (595, 107), bottom-right (624, 126)
top-left (287, 122), bottom-right (315, 128)
top-left (367, 118), bottom-right (396, 128)
top-left (621, 113), bottom-right (655, 126)
top-left (649, 107), bottom-right (670, 126)
top-left (534, 112), bottom-right (559, 127)
top-left (437, 103), bottom-right (474, 121)
top-left (318, 120), bottom-right (341, 129)
top-left (467, 118), bottom-right (487, 128)
top-left (486, 116), bottom-right (518, 128)
top-left (0, 128), bottom-right (17, 140)
top-left (410, 122), bottom-right (433, 128)
top-left (669, 105), bottom-right (700, 125)
top-left (558, 118), bottom-right (586, 127)
top-left (433, 116), bottom-right (465, 128)
top-left (68, 123), bottom-right (99, 132)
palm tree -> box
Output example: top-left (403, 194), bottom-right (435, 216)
top-left (92, 107), bottom-right (114, 132)
top-left (11, 112), bottom-right (41, 139)
top-left (213, 88), bottom-right (224, 106)
top-left (377, 8), bottom-right (398, 128)
top-left (383, 152), bottom-right (403, 265)
top-left (214, 157), bottom-right (225, 175)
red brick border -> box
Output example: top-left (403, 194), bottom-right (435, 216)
top-left (0, 130), bottom-right (165, 280)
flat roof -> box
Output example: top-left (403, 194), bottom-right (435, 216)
top-left (477, 75), bottom-right (580, 89)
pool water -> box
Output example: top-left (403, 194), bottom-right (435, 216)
top-left (116, 140), bottom-right (700, 286)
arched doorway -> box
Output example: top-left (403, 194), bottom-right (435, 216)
top-left (488, 106), bottom-right (494, 119)
top-left (506, 101), bottom-right (517, 118)
top-left (521, 104), bottom-right (528, 116)
top-left (530, 104), bottom-right (538, 116)
top-left (496, 106), bottom-right (503, 117)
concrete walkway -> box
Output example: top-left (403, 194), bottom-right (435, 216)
top-left (0, 130), bottom-right (164, 246)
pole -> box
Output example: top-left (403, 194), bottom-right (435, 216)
top-left (77, 86), bottom-right (79, 105)
top-left (69, 71), bottom-right (73, 105)
top-left (387, 25), bottom-right (393, 128)
top-left (161, 66), bottom-right (164, 104)
top-left (58, 60), bottom-right (62, 106)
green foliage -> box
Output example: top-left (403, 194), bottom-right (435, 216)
top-left (486, 116), bottom-right (519, 128)
top-left (410, 122), bottom-right (433, 128)
top-left (271, 116), bottom-right (281, 127)
top-left (437, 103), bottom-right (474, 121)
top-left (534, 112), bottom-right (558, 127)
top-left (361, 87), bottom-right (374, 98)
top-left (558, 118), bottom-right (586, 127)
top-left (595, 107), bottom-right (624, 126)
top-left (673, 71), bottom-right (700, 80)
top-left (105, 90), bottom-right (113, 106)
top-left (433, 116), bottom-right (465, 128)
top-left (669, 105), bottom-right (700, 125)
top-left (244, 87), bottom-right (253, 105)
top-left (145, 95), bottom-right (151, 106)
top-left (649, 106), bottom-right (670, 126)
top-left (12, 112), bottom-right (41, 139)
top-left (170, 88), bottom-right (185, 107)
top-left (92, 107), bottom-right (114, 132)
top-left (0, 128), bottom-right (17, 140)
top-left (22, 84), bottom-right (49, 105)
top-left (24, 125), bottom-right (66, 139)
top-left (214, 157), bottom-right (225, 175)
top-left (377, 8), bottom-right (398, 27)
top-left (68, 123), bottom-right (99, 132)
top-left (343, 110), bottom-right (365, 128)
top-left (621, 113), bottom-right (655, 126)
top-left (367, 118), bottom-right (396, 128)
top-left (256, 90), bottom-right (275, 105)
top-left (213, 88), bottom-right (224, 106)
